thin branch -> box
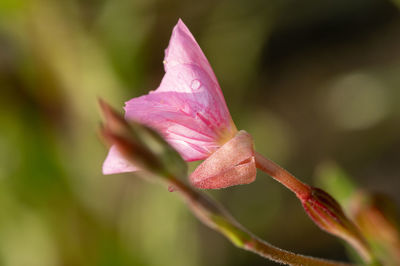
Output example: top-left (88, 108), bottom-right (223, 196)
top-left (165, 176), bottom-right (352, 266)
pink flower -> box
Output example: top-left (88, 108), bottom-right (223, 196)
top-left (103, 19), bottom-right (256, 189)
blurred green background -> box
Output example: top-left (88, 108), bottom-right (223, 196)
top-left (1, 0), bottom-right (400, 265)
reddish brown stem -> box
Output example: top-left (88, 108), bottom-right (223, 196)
top-left (255, 152), bottom-right (311, 199)
top-left (255, 152), bottom-right (374, 263)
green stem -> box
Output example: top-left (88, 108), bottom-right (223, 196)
top-left (165, 176), bottom-right (352, 266)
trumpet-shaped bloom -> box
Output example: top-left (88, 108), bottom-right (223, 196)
top-left (103, 19), bottom-right (256, 189)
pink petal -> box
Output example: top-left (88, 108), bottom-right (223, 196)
top-left (163, 19), bottom-right (221, 91)
top-left (103, 145), bottom-right (138, 175)
top-left (124, 19), bottom-right (236, 161)
top-left (190, 131), bottom-right (256, 189)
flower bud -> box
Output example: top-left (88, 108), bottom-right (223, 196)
top-left (302, 187), bottom-right (372, 262)
top-left (99, 100), bottom-right (187, 179)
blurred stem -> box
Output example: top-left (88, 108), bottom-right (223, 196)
top-left (163, 175), bottom-right (351, 266)
top-left (255, 152), bottom-right (311, 199)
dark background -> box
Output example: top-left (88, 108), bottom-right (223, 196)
top-left (1, 0), bottom-right (399, 265)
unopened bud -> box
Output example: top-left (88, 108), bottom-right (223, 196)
top-left (302, 187), bottom-right (372, 262)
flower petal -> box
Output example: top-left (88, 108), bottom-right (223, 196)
top-left (125, 19), bottom-right (236, 161)
top-left (163, 19), bottom-right (220, 90)
top-left (103, 145), bottom-right (138, 175)
top-left (190, 130), bottom-right (256, 189)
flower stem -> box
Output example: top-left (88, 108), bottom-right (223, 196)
top-left (254, 152), bottom-right (375, 263)
top-left (165, 176), bottom-right (351, 266)
top-left (255, 152), bottom-right (311, 199)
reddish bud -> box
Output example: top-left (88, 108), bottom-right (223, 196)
top-left (302, 187), bottom-right (372, 262)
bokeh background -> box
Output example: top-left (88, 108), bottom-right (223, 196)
top-left (1, 0), bottom-right (400, 265)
